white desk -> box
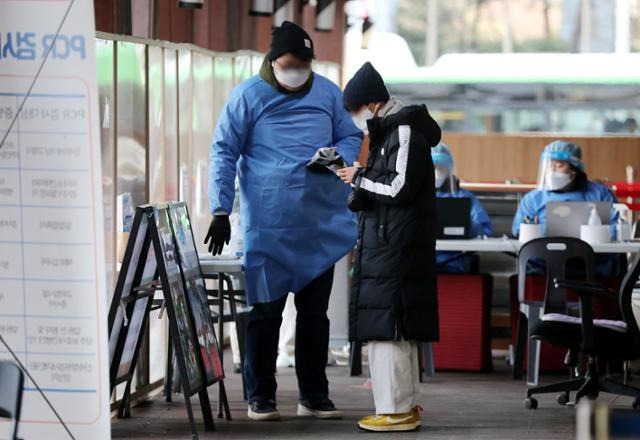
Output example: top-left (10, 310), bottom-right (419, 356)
top-left (436, 238), bottom-right (640, 254)
top-left (196, 240), bottom-right (640, 273)
top-left (196, 241), bottom-right (640, 272)
top-left (198, 255), bottom-right (244, 275)
top-left (196, 241), bottom-right (640, 273)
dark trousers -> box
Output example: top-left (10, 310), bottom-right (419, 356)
top-left (244, 267), bottom-right (334, 404)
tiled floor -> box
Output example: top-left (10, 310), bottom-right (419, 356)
top-left (110, 353), bottom-right (636, 440)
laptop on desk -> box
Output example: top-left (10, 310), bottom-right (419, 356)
top-left (546, 201), bottom-right (612, 238)
top-left (436, 198), bottom-right (472, 239)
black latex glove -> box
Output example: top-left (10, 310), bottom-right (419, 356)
top-left (204, 215), bottom-right (231, 256)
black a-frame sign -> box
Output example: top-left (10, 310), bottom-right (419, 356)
top-left (107, 205), bottom-right (158, 399)
top-left (108, 203), bottom-right (227, 439)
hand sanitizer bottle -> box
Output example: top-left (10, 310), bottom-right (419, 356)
top-left (587, 204), bottom-right (602, 226)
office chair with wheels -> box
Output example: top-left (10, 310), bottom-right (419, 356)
top-left (0, 361), bottom-right (24, 440)
top-left (524, 252), bottom-right (640, 409)
top-left (513, 237), bottom-right (595, 386)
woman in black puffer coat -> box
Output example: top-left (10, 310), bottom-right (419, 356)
top-left (337, 62), bottom-right (441, 432)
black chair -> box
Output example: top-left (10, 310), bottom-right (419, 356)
top-left (513, 237), bottom-right (595, 386)
top-left (524, 252), bottom-right (640, 409)
top-left (0, 361), bottom-right (24, 440)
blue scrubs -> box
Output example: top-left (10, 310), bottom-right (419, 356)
top-left (512, 181), bottom-right (620, 276)
top-left (437, 189), bottom-right (493, 273)
top-left (208, 74), bottom-right (362, 305)
top-left (512, 181), bottom-right (618, 238)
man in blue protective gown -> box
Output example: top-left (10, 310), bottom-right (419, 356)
top-left (512, 140), bottom-right (621, 276)
top-left (205, 21), bottom-right (362, 421)
top-left (432, 143), bottom-right (493, 273)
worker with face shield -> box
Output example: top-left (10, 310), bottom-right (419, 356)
top-left (512, 140), bottom-right (620, 275)
top-left (432, 143), bottom-right (493, 273)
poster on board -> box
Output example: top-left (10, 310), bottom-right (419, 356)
top-left (152, 206), bottom-right (203, 393)
top-left (0, 1), bottom-right (110, 439)
top-left (168, 203), bottom-right (224, 383)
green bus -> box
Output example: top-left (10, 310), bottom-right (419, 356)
top-left (385, 53), bottom-right (640, 135)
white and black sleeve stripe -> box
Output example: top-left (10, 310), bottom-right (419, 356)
top-left (359, 124), bottom-right (411, 198)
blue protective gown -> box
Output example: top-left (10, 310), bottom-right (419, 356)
top-left (436, 188), bottom-right (494, 273)
top-left (512, 181), bottom-right (618, 238)
top-left (208, 74), bottom-right (362, 305)
top-left (512, 180), bottom-right (620, 276)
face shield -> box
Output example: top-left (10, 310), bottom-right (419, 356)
top-left (431, 152), bottom-right (457, 193)
top-left (537, 151), bottom-right (578, 191)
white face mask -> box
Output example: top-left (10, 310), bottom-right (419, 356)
top-left (546, 170), bottom-right (572, 191)
top-left (272, 62), bottom-right (311, 89)
top-left (352, 109), bottom-right (374, 134)
top-left (434, 169), bottom-right (449, 189)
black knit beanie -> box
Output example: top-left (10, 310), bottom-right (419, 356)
top-left (267, 21), bottom-right (315, 61)
top-left (343, 62), bottom-right (390, 111)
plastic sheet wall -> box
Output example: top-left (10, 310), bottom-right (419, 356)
top-left (95, 33), bottom-right (341, 398)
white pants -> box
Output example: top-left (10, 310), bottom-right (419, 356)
top-left (368, 340), bottom-right (420, 414)
top-left (230, 294), bottom-right (297, 365)
top-left (278, 293), bottom-right (297, 359)
top-left (230, 323), bottom-right (241, 364)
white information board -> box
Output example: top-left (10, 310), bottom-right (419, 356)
top-left (0, 1), bottom-right (110, 438)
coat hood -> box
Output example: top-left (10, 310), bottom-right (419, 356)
top-left (367, 104), bottom-right (441, 148)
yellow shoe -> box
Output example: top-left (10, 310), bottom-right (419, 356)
top-left (412, 405), bottom-right (423, 426)
top-left (358, 412), bottom-right (419, 432)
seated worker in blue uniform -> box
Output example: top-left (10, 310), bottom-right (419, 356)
top-left (512, 140), bottom-right (621, 276)
top-left (432, 143), bottom-right (493, 273)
